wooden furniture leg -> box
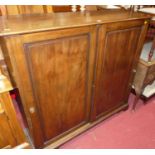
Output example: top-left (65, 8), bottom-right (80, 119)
top-left (132, 87), bottom-right (144, 110)
top-left (133, 93), bottom-right (141, 110)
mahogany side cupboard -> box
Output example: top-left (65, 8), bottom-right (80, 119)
top-left (0, 10), bottom-right (151, 148)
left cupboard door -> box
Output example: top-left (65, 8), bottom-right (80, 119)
top-left (4, 26), bottom-right (96, 148)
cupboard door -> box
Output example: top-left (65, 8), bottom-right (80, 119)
top-left (92, 21), bottom-right (146, 119)
top-left (6, 26), bottom-right (96, 148)
top-left (25, 35), bottom-right (89, 143)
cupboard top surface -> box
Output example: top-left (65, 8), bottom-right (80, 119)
top-left (0, 10), bottom-right (151, 36)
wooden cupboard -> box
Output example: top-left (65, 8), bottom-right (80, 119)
top-left (0, 10), bottom-right (150, 148)
top-left (1, 26), bottom-right (97, 148)
top-left (0, 93), bottom-right (26, 148)
top-left (92, 20), bottom-right (147, 119)
top-left (0, 74), bottom-right (26, 148)
top-left (0, 5), bottom-right (53, 15)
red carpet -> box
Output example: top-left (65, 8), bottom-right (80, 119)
top-left (60, 94), bottom-right (155, 149)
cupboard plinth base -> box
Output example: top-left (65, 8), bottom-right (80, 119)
top-left (45, 103), bottom-right (128, 149)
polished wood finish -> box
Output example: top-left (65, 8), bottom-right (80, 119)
top-left (0, 5), bottom-right (53, 80)
top-left (0, 10), bottom-right (151, 36)
top-left (52, 5), bottom-right (97, 13)
top-left (52, 5), bottom-right (75, 12)
top-left (0, 5), bottom-right (97, 16)
top-left (0, 11), bottom-right (150, 148)
top-left (1, 26), bottom-right (97, 148)
top-left (0, 108), bottom-right (16, 148)
top-left (0, 5), bottom-right (53, 15)
top-left (23, 28), bottom-right (94, 144)
top-left (92, 22), bottom-right (143, 119)
top-left (0, 74), bottom-right (26, 148)
top-left (46, 103), bottom-right (128, 149)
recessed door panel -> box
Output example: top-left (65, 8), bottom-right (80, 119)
top-left (24, 34), bottom-right (90, 142)
top-left (93, 25), bottom-right (142, 118)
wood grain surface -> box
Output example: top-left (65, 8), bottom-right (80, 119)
top-left (0, 10), bottom-right (151, 36)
